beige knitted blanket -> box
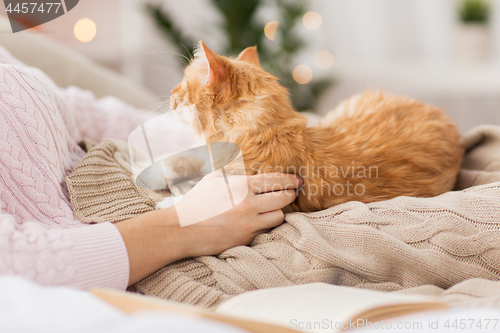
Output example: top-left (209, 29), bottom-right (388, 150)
top-left (67, 125), bottom-right (500, 310)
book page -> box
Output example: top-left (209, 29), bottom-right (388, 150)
top-left (91, 288), bottom-right (300, 333)
top-left (216, 283), bottom-right (436, 333)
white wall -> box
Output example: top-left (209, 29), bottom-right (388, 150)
top-left (313, 0), bottom-right (500, 64)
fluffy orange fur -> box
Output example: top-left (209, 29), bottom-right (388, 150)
top-left (169, 41), bottom-right (464, 213)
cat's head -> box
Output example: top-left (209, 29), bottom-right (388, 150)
top-left (170, 41), bottom-right (296, 140)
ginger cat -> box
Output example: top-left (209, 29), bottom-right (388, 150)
top-left (166, 41), bottom-right (463, 213)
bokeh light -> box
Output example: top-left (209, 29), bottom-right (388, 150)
top-left (264, 21), bottom-right (279, 41)
top-left (293, 65), bottom-right (313, 84)
top-left (315, 50), bottom-right (334, 69)
top-left (74, 18), bottom-right (97, 43)
top-left (303, 11), bottom-right (322, 30)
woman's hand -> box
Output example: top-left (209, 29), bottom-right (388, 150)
top-left (176, 172), bottom-right (302, 257)
top-left (116, 173), bottom-right (302, 285)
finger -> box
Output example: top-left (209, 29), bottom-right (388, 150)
top-left (248, 173), bottom-right (303, 194)
top-left (252, 189), bottom-right (297, 213)
top-left (256, 209), bottom-right (285, 229)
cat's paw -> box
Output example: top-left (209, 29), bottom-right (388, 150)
top-left (162, 163), bottom-right (182, 185)
top-left (162, 154), bottom-right (207, 186)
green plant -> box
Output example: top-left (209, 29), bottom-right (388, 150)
top-left (459, 0), bottom-right (490, 24)
top-left (146, 0), bottom-right (333, 111)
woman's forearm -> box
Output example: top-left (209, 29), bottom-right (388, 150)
top-left (115, 208), bottom-right (185, 285)
top-left (116, 173), bottom-right (301, 286)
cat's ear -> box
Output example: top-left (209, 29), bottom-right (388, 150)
top-left (237, 46), bottom-right (261, 68)
top-left (198, 41), bottom-right (227, 86)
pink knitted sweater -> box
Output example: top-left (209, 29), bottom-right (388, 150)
top-left (0, 47), bottom-right (163, 290)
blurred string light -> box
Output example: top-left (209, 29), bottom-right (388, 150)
top-left (315, 50), bottom-right (334, 69)
top-left (74, 18), bottom-right (96, 43)
top-left (264, 21), bottom-right (279, 41)
top-left (293, 64), bottom-right (312, 84)
top-left (302, 11), bottom-right (322, 30)
top-left (264, 11), bottom-right (328, 85)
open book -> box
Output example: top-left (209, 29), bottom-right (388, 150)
top-left (92, 283), bottom-right (448, 333)
top-left (216, 283), bottom-right (448, 332)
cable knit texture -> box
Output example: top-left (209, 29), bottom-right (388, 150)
top-left (0, 47), bottom-right (164, 290)
top-left (65, 112), bottom-right (500, 310)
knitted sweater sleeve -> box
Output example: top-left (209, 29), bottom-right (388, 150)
top-left (0, 211), bottom-right (129, 290)
top-left (64, 85), bottom-right (196, 158)
top-left (0, 64), bottom-right (130, 290)
top-left (66, 86), bottom-right (162, 142)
